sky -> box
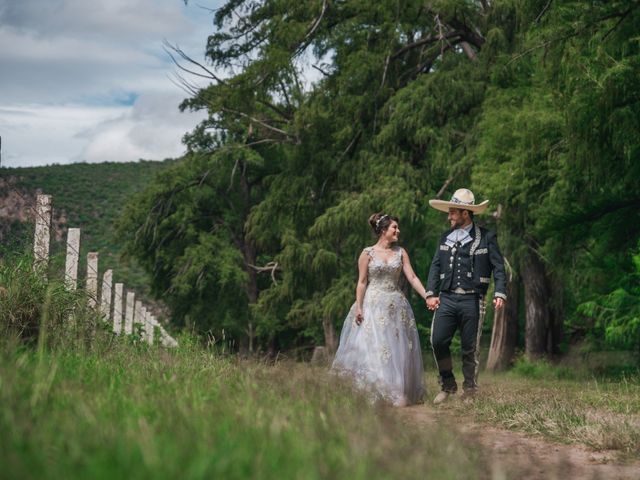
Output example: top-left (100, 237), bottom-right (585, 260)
top-left (0, 0), bottom-right (222, 168)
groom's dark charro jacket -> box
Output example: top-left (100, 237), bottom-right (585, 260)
top-left (425, 224), bottom-right (507, 300)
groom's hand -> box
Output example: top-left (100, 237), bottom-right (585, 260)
top-left (426, 296), bottom-right (440, 311)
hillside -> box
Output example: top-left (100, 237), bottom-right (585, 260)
top-left (0, 160), bottom-right (174, 297)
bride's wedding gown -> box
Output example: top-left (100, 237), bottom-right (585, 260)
top-left (332, 246), bottom-right (424, 406)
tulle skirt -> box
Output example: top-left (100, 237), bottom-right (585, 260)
top-left (331, 287), bottom-right (424, 406)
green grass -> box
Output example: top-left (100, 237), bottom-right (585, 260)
top-left (0, 254), bottom-right (486, 478)
top-left (0, 339), bottom-right (490, 480)
top-left (430, 366), bottom-right (640, 457)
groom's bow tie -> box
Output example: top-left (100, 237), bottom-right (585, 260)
top-left (445, 228), bottom-right (472, 247)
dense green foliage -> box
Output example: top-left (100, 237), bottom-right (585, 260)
top-left (0, 161), bottom-right (172, 295)
top-left (118, 0), bottom-right (640, 356)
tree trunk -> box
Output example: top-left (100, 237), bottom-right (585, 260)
top-left (322, 316), bottom-right (338, 356)
top-left (486, 276), bottom-right (519, 371)
top-left (239, 159), bottom-right (258, 354)
top-left (243, 242), bottom-right (258, 354)
top-left (548, 276), bottom-right (564, 356)
top-left (522, 249), bottom-right (551, 359)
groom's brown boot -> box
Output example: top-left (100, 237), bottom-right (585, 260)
top-left (433, 391), bottom-right (453, 405)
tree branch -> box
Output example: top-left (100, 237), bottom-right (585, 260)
top-left (535, 0), bottom-right (553, 24)
top-left (248, 262), bottom-right (281, 284)
top-left (220, 107), bottom-right (299, 143)
top-left (163, 41), bottom-right (227, 85)
top-left (391, 32), bottom-right (460, 59)
top-left (305, 0), bottom-right (329, 41)
top-left (436, 178), bottom-right (453, 199)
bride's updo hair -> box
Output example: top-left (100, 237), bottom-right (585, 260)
top-left (369, 213), bottom-right (399, 236)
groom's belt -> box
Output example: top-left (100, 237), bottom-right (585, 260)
top-left (446, 287), bottom-right (476, 295)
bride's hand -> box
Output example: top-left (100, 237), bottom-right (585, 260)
top-left (426, 296), bottom-right (440, 311)
top-left (355, 307), bottom-right (364, 326)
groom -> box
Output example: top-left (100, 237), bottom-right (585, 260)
top-left (425, 188), bottom-right (506, 404)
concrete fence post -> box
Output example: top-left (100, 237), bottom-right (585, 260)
top-left (33, 194), bottom-right (52, 275)
top-left (86, 252), bottom-right (99, 309)
top-left (64, 228), bottom-right (81, 291)
top-left (113, 283), bottom-right (124, 334)
top-left (134, 300), bottom-right (143, 337)
top-left (147, 314), bottom-right (155, 345)
top-left (100, 269), bottom-right (113, 321)
top-left (140, 305), bottom-right (147, 339)
top-left (124, 292), bottom-right (135, 335)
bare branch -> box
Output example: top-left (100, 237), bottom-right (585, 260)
top-left (339, 129), bottom-right (362, 159)
top-left (257, 98), bottom-right (292, 121)
top-left (391, 32), bottom-right (460, 59)
top-left (248, 262), bottom-right (281, 284)
top-left (460, 41), bottom-right (477, 61)
top-left (167, 73), bottom-right (199, 98)
top-left (602, 7), bottom-right (633, 40)
top-left (380, 53), bottom-right (391, 89)
top-left (220, 107), bottom-right (299, 143)
top-left (163, 40), bottom-right (227, 85)
top-left (436, 178), bottom-right (453, 199)
top-left (535, 0), bottom-right (553, 24)
top-left (312, 64), bottom-right (330, 77)
top-left (305, 0), bottom-right (329, 41)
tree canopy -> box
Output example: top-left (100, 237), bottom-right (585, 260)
top-left (119, 0), bottom-right (640, 359)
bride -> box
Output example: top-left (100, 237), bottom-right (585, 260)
top-left (332, 213), bottom-right (428, 406)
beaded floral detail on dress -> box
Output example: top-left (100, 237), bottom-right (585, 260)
top-left (331, 246), bottom-right (424, 406)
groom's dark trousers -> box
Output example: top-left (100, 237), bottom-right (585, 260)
top-left (426, 223), bottom-right (506, 392)
top-left (430, 292), bottom-right (483, 392)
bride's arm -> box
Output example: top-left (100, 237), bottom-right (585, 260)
top-left (400, 248), bottom-right (429, 302)
top-left (354, 251), bottom-right (369, 325)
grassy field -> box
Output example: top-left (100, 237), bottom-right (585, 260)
top-left (2, 252), bottom-right (638, 478)
top-left (428, 362), bottom-right (640, 458)
top-left (0, 337), bottom-right (490, 480)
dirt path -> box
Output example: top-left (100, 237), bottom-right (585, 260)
top-left (397, 405), bottom-right (640, 480)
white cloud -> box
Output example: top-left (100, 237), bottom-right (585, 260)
top-left (0, 0), bottom-right (191, 42)
top-left (0, 104), bottom-right (126, 167)
top-left (0, 0), bottom-right (219, 168)
top-left (78, 92), bottom-right (207, 163)
top-left (0, 94), bottom-right (207, 167)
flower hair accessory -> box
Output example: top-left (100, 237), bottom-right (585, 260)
top-left (375, 214), bottom-right (389, 228)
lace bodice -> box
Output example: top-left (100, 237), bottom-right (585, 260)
top-left (364, 246), bottom-right (403, 292)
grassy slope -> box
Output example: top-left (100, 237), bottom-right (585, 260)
top-left (0, 161), bottom-right (172, 296)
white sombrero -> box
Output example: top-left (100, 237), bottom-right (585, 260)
top-left (429, 188), bottom-right (489, 214)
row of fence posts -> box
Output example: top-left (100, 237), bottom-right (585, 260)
top-left (33, 194), bottom-right (178, 347)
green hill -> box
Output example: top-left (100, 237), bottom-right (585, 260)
top-left (0, 160), bottom-right (174, 298)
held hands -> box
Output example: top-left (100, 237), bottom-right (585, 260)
top-left (426, 296), bottom-right (440, 311)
